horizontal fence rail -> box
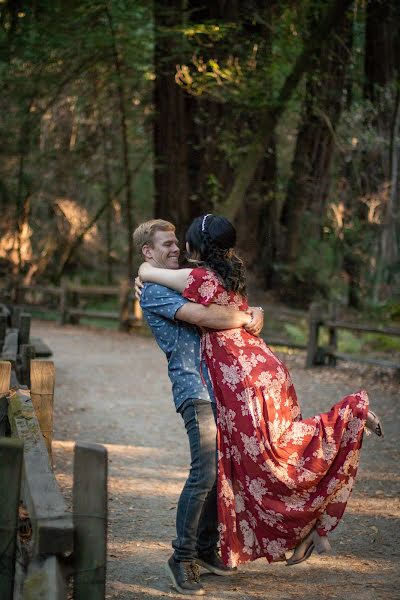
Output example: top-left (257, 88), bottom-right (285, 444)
top-left (9, 282), bottom-right (142, 331)
top-left (2, 290), bottom-right (399, 373)
top-left (306, 302), bottom-right (400, 371)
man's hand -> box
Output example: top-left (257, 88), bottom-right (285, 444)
top-left (244, 307), bottom-right (264, 336)
top-left (134, 276), bottom-right (144, 300)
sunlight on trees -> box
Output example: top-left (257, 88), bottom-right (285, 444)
top-left (0, 0), bottom-right (398, 316)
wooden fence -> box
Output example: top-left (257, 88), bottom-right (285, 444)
top-left (11, 281), bottom-right (142, 330)
top-left (0, 307), bottom-right (108, 600)
top-left (3, 286), bottom-right (400, 374)
top-left (305, 302), bottom-right (400, 372)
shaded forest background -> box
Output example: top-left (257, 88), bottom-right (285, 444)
top-left (0, 0), bottom-right (399, 312)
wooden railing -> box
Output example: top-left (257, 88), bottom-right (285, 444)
top-left (11, 281), bottom-right (142, 330)
top-left (306, 302), bottom-right (400, 371)
top-left (3, 288), bottom-right (399, 373)
top-left (0, 307), bottom-right (108, 600)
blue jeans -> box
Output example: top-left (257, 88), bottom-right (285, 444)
top-left (172, 399), bottom-right (219, 561)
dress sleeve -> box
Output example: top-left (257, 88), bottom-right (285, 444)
top-left (182, 267), bottom-right (220, 306)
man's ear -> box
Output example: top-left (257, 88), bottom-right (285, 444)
top-left (142, 244), bottom-right (153, 260)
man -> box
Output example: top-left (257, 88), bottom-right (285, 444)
top-left (133, 219), bottom-right (263, 596)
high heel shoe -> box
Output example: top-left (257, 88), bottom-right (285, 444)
top-left (366, 410), bottom-right (384, 438)
top-left (286, 529), bottom-right (331, 566)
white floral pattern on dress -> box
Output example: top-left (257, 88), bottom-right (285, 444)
top-left (219, 406), bottom-right (237, 436)
top-left (219, 476), bottom-right (235, 507)
top-left (219, 361), bottom-right (243, 391)
top-left (246, 476), bottom-right (269, 502)
top-left (262, 538), bottom-right (287, 560)
top-left (240, 520), bottom-right (258, 555)
top-left (182, 267), bottom-right (369, 567)
top-left (240, 432), bottom-right (261, 461)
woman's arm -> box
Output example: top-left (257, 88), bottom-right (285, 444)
top-left (138, 262), bottom-right (191, 293)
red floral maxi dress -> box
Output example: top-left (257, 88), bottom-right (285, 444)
top-left (182, 267), bottom-right (369, 568)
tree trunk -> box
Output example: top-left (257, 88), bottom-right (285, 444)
top-left (153, 1), bottom-right (190, 242)
top-left (222, 0), bottom-right (354, 222)
top-left (364, 0), bottom-right (399, 102)
top-left (361, 0), bottom-right (400, 304)
top-left (373, 87), bottom-right (400, 300)
top-left (154, 1), bottom-right (271, 242)
top-left (102, 128), bottom-right (113, 285)
top-left (280, 1), bottom-right (353, 267)
top-left (105, 6), bottom-right (134, 280)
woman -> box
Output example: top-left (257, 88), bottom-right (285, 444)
top-left (139, 214), bottom-right (383, 568)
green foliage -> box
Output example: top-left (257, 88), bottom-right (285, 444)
top-left (363, 333), bottom-right (400, 352)
top-left (0, 0), bottom-right (397, 316)
top-left (0, 0), bottom-right (154, 282)
top-left (275, 233), bottom-right (344, 306)
top-left (174, 4), bottom-right (305, 110)
top-left (284, 322), bottom-right (307, 345)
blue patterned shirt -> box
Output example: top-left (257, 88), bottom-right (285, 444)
top-left (140, 283), bottom-right (215, 411)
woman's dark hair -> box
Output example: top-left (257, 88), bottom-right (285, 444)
top-left (185, 215), bottom-right (247, 295)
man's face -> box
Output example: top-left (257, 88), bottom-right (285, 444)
top-left (143, 230), bottom-right (180, 269)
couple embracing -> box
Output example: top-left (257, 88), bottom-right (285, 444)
top-left (133, 215), bottom-right (383, 596)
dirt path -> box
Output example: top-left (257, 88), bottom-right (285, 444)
top-left (32, 320), bottom-right (400, 600)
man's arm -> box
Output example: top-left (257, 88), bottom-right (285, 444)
top-left (176, 303), bottom-right (263, 333)
top-left (135, 277), bottom-right (264, 334)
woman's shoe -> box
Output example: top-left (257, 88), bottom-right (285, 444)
top-left (286, 529), bottom-right (331, 566)
top-left (366, 410), bottom-right (384, 438)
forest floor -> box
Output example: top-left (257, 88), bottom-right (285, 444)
top-left (31, 319), bottom-right (400, 600)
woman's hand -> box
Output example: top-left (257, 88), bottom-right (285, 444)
top-left (134, 276), bottom-right (144, 300)
top-left (244, 307), bottom-right (264, 336)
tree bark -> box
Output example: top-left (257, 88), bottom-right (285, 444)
top-left (280, 0), bottom-right (353, 265)
top-left (361, 0), bottom-right (400, 303)
top-left (105, 5), bottom-right (134, 280)
top-left (222, 0), bottom-right (354, 221)
top-left (364, 0), bottom-right (399, 101)
top-left (373, 87), bottom-right (400, 300)
top-left (153, 1), bottom-right (190, 241)
top-left (102, 126), bottom-right (113, 285)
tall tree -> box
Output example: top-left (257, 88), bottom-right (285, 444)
top-left (280, 1), bottom-right (353, 274)
top-left (221, 0), bottom-right (354, 223)
top-left (364, 0), bottom-right (400, 301)
top-left (153, 1), bottom-right (190, 240)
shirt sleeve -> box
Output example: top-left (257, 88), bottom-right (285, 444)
top-left (182, 267), bottom-right (220, 306)
top-left (141, 284), bottom-right (189, 320)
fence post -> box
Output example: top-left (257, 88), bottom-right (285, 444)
top-left (0, 438), bottom-right (24, 600)
top-left (14, 283), bottom-right (25, 306)
top-left (11, 306), bottom-right (22, 329)
top-left (30, 360), bottom-right (55, 459)
top-left (19, 345), bottom-right (36, 388)
top-left (305, 302), bottom-right (323, 367)
top-left (0, 361), bottom-right (11, 436)
top-left (328, 302), bottom-right (338, 367)
top-left (0, 314), bottom-right (7, 350)
top-left (18, 314), bottom-right (31, 348)
top-left (73, 442), bottom-right (107, 600)
top-left (69, 288), bottom-right (80, 325)
top-left (59, 279), bottom-right (69, 325)
top-left (118, 279), bottom-right (130, 332)
top-left (23, 556), bottom-right (67, 600)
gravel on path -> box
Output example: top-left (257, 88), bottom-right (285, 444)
top-left (31, 320), bottom-right (400, 600)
